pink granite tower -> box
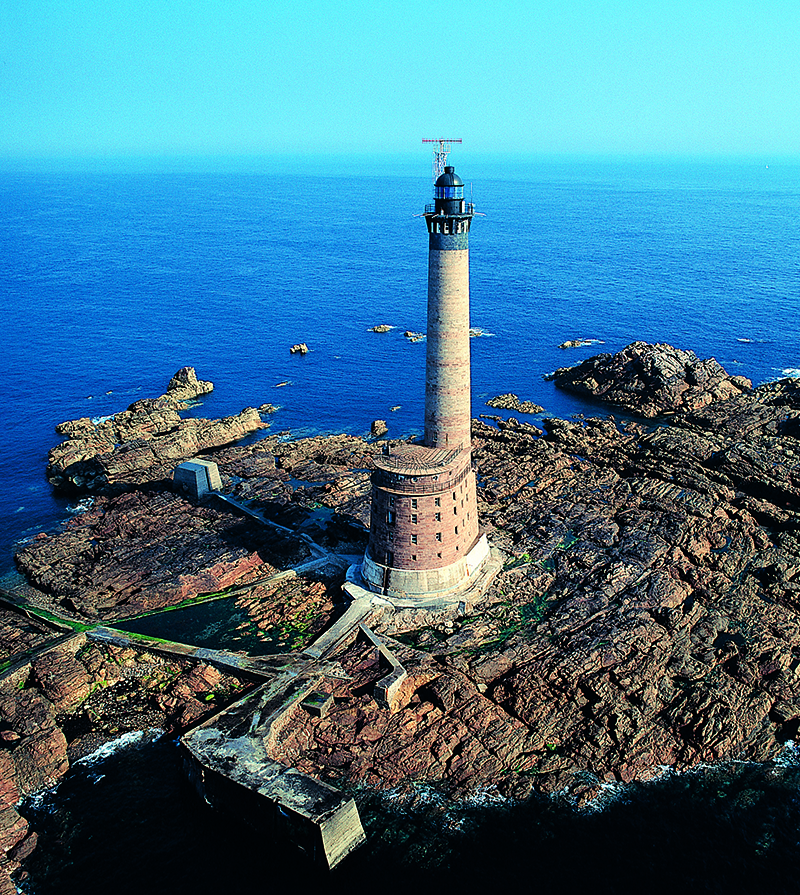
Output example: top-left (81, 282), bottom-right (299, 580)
top-left (359, 157), bottom-right (490, 599)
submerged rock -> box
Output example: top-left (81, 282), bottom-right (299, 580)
top-left (559, 338), bottom-right (594, 349)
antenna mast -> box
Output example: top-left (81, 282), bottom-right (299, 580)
top-left (422, 138), bottom-right (462, 182)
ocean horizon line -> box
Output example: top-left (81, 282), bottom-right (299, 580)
top-left (2, 149), bottom-right (799, 177)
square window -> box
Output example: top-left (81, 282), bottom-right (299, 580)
top-left (437, 552), bottom-right (442, 558)
top-left (411, 514), bottom-right (418, 523)
top-left (436, 532), bottom-right (442, 541)
top-left (411, 499), bottom-right (417, 508)
top-left (411, 534), bottom-right (417, 544)
top-left (412, 554), bottom-right (417, 561)
top-left (435, 512), bottom-right (441, 522)
top-left (435, 498), bottom-right (440, 507)
top-left (390, 496), bottom-right (395, 506)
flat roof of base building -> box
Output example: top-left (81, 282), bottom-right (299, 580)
top-left (372, 444), bottom-right (466, 476)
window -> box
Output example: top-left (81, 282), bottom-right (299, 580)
top-left (411, 534), bottom-right (417, 545)
top-left (412, 554), bottom-right (417, 561)
top-left (453, 492), bottom-right (457, 500)
top-left (435, 498), bottom-right (440, 507)
top-left (411, 514), bottom-right (418, 524)
top-left (435, 512), bottom-right (441, 522)
top-left (411, 499), bottom-right (417, 509)
top-left (455, 526), bottom-right (459, 535)
top-left (390, 496), bottom-right (395, 506)
top-left (387, 510), bottom-right (396, 525)
top-left (454, 507), bottom-right (458, 515)
top-left (436, 532), bottom-right (442, 541)
top-left (437, 552), bottom-right (442, 558)
top-left (388, 532), bottom-right (394, 542)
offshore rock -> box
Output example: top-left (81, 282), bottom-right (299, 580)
top-left (548, 341), bottom-right (751, 417)
top-left (370, 420), bottom-right (388, 437)
top-left (17, 350), bottom-right (800, 809)
top-left (47, 369), bottom-right (264, 493)
top-left (164, 366), bottom-right (214, 404)
top-left (486, 394), bottom-right (544, 414)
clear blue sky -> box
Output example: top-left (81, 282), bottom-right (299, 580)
top-left (1, 0), bottom-right (799, 159)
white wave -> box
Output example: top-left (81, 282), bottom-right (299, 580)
top-left (90, 414), bottom-right (114, 425)
top-left (737, 338), bottom-right (753, 343)
top-left (74, 729), bottom-right (162, 768)
top-left (772, 740), bottom-right (800, 767)
top-left (781, 368), bottom-right (800, 378)
top-left (461, 784), bottom-right (509, 807)
top-left (67, 497), bottom-right (94, 515)
top-left (19, 784), bottom-right (60, 813)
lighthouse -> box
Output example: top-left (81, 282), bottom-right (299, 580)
top-left (359, 150), bottom-right (491, 600)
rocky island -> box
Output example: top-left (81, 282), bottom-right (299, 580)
top-left (4, 344), bottom-right (800, 884)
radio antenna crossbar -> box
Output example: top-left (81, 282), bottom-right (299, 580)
top-left (422, 138), bottom-right (462, 181)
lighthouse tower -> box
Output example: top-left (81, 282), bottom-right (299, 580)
top-left (359, 153), bottom-right (490, 600)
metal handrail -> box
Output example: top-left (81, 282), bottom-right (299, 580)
top-left (424, 203), bottom-right (475, 216)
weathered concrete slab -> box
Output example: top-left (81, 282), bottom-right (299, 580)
top-left (182, 674), bottom-right (365, 870)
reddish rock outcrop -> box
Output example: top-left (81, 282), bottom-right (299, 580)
top-left (263, 355), bottom-right (800, 802)
top-left (14, 490), bottom-right (306, 619)
top-left (486, 394), bottom-right (544, 414)
top-left (46, 368), bottom-right (263, 492)
top-left (15, 349), bottom-right (800, 818)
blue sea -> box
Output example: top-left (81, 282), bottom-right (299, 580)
top-left (3, 154), bottom-right (800, 892)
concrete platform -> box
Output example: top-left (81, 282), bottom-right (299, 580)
top-left (182, 665), bottom-right (365, 870)
top-left (343, 545), bottom-right (504, 635)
